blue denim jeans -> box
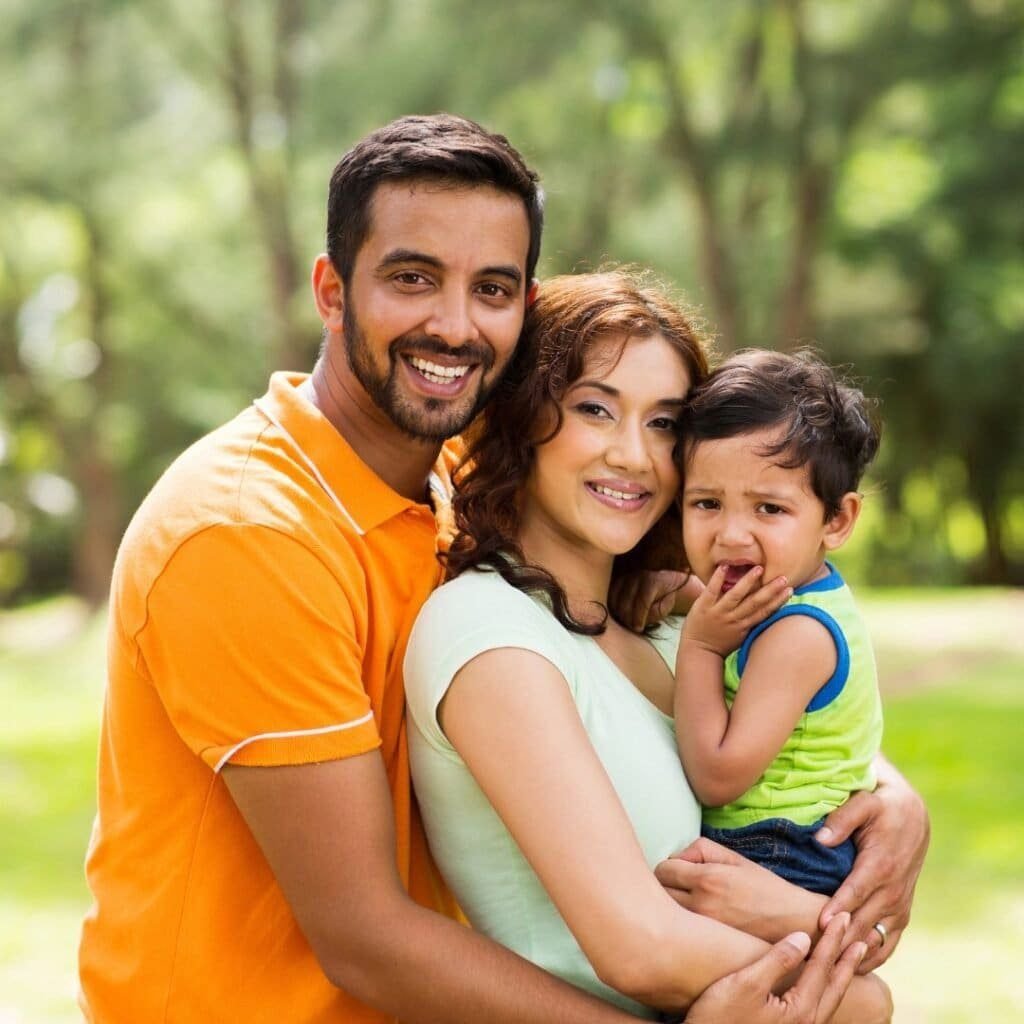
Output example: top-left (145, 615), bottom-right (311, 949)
top-left (700, 816), bottom-right (855, 896)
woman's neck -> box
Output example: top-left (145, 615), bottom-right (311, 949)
top-left (517, 514), bottom-right (614, 624)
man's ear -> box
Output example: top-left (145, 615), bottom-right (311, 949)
top-left (526, 278), bottom-right (540, 308)
top-left (312, 254), bottom-right (345, 331)
top-left (823, 492), bottom-right (862, 551)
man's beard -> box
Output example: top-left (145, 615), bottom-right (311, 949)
top-left (342, 298), bottom-right (499, 442)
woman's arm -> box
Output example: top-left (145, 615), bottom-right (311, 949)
top-left (439, 645), bottom-right (883, 1018)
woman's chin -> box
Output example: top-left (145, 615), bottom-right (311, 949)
top-left (592, 531), bottom-right (651, 557)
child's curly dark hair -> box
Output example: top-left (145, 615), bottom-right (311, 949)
top-left (679, 348), bottom-right (881, 519)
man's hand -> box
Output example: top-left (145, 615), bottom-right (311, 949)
top-left (816, 760), bottom-right (930, 971)
top-left (610, 570), bottom-right (695, 631)
top-left (684, 915), bottom-right (866, 1023)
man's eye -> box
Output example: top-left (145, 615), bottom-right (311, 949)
top-left (394, 272), bottom-right (427, 286)
top-left (477, 282), bottom-right (511, 298)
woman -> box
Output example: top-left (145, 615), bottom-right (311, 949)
top-left (404, 271), bottom-right (891, 1020)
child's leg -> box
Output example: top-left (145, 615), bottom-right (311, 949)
top-left (700, 817), bottom-right (855, 896)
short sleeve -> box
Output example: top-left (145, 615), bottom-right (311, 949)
top-left (647, 615), bottom-right (684, 672)
top-left (404, 573), bottom-right (576, 751)
top-left (139, 523), bottom-right (380, 771)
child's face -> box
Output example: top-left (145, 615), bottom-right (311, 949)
top-left (681, 427), bottom-right (840, 593)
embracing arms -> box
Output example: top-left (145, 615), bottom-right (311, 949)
top-left (656, 755), bottom-right (928, 974)
top-left (223, 753), bottom-right (643, 1024)
top-left (438, 646), bottom-right (888, 1018)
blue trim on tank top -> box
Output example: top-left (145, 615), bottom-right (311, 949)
top-left (735, 565), bottom-right (850, 712)
top-left (793, 561), bottom-right (843, 594)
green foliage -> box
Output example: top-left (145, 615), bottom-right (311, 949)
top-left (2, 0), bottom-right (1022, 601)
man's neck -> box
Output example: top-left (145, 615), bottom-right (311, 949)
top-left (305, 360), bottom-right (441, 504)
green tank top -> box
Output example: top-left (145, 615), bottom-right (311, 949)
top-left (702, 563), bottom-right (883, 829)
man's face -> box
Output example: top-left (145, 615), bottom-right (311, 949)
top-left (341, 182), bottom-right (532, 442)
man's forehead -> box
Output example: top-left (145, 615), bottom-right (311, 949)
top-left (361, 180), bottom-right (530, 265)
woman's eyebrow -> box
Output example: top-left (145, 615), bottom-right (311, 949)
top-left (570, 381), bottom-right (686, 406)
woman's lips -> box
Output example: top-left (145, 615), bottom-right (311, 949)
top-left (585, 481), bottom-right (651, 511)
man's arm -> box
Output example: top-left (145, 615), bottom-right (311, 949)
top-left (223, 750), bottom-right (640, 1024)
top-left (815, 752), bottom-right (930, 971)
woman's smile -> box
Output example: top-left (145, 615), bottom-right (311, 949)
top-left (584, 478), bottom-right (653, 512)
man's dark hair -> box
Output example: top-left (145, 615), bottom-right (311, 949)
top-left (326, 113), bottom-right (544, 283)
top-left (680, 349), bottom-right (881, 519)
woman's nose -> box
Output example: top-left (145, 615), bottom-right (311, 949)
top-left (607, 421), bottom-right (652, 472)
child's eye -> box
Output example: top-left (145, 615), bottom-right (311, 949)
top-left (692, 498), bottom-right (719, 511)
top-left (758, 502), bottom-right (785, 515)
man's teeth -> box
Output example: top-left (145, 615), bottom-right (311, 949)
top-left (591, 484), bottom-right (643, 501)
top-left (409, 356), bottom-right (470, 383)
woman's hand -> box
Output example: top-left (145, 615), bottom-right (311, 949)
top-left (816, 757), bottom-right (930, 971)
top-left (684, 915), bottom-right (870, 1024)
top-left (682, 565), bottom-right (791, 657)
top-left (655, 838), bottom-right (825, 944)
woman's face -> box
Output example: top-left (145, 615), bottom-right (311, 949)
top-left (522, 332), bottom-right (692, 562)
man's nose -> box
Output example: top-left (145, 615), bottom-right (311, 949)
top-left (424, 289), bottom-right (480, 348)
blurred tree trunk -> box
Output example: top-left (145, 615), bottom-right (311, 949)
top-left (66, 11), bottom-right (121, 605)
top-left (642, 23), bottom-right (742, 351)
top-left (220, 0), bottom-right (309, 372)
top-left (776, 0), bottom-right (826, 348)
top-left (965, 438), bottom-right (1011, 584)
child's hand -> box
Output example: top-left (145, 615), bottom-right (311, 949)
top-left (682, 564), bottom-right (791, 657)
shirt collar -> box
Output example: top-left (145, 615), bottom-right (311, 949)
top-left (254, 372), bottom-right (448, 534)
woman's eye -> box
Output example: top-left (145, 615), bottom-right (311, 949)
top-left (575, 401), bottom-right (610, 418)
top-left (649, 416), bottom-right (679, 431)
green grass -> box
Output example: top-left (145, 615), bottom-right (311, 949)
top-left (2, 590), bottom-right (1022, 1022)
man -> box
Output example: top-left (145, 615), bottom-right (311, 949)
top-left (79, 114), bottom-right (925, 1022)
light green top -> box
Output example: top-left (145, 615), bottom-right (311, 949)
top-left (404, 569), bottom-right (701, 1018)
top-left (703, 563), bottom-right (884, 829)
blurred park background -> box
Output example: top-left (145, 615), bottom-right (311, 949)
top-left (1, 0), bottom-right (1022, 1020)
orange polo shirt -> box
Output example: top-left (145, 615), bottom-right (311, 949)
top-left (79, 373), bottom-right (459, 1023)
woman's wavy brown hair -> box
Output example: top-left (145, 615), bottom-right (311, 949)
top-left (443, 269), bottom-right (710, 635)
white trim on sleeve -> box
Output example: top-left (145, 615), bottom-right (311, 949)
top-left (213, 711), bottom-right (375, 773)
